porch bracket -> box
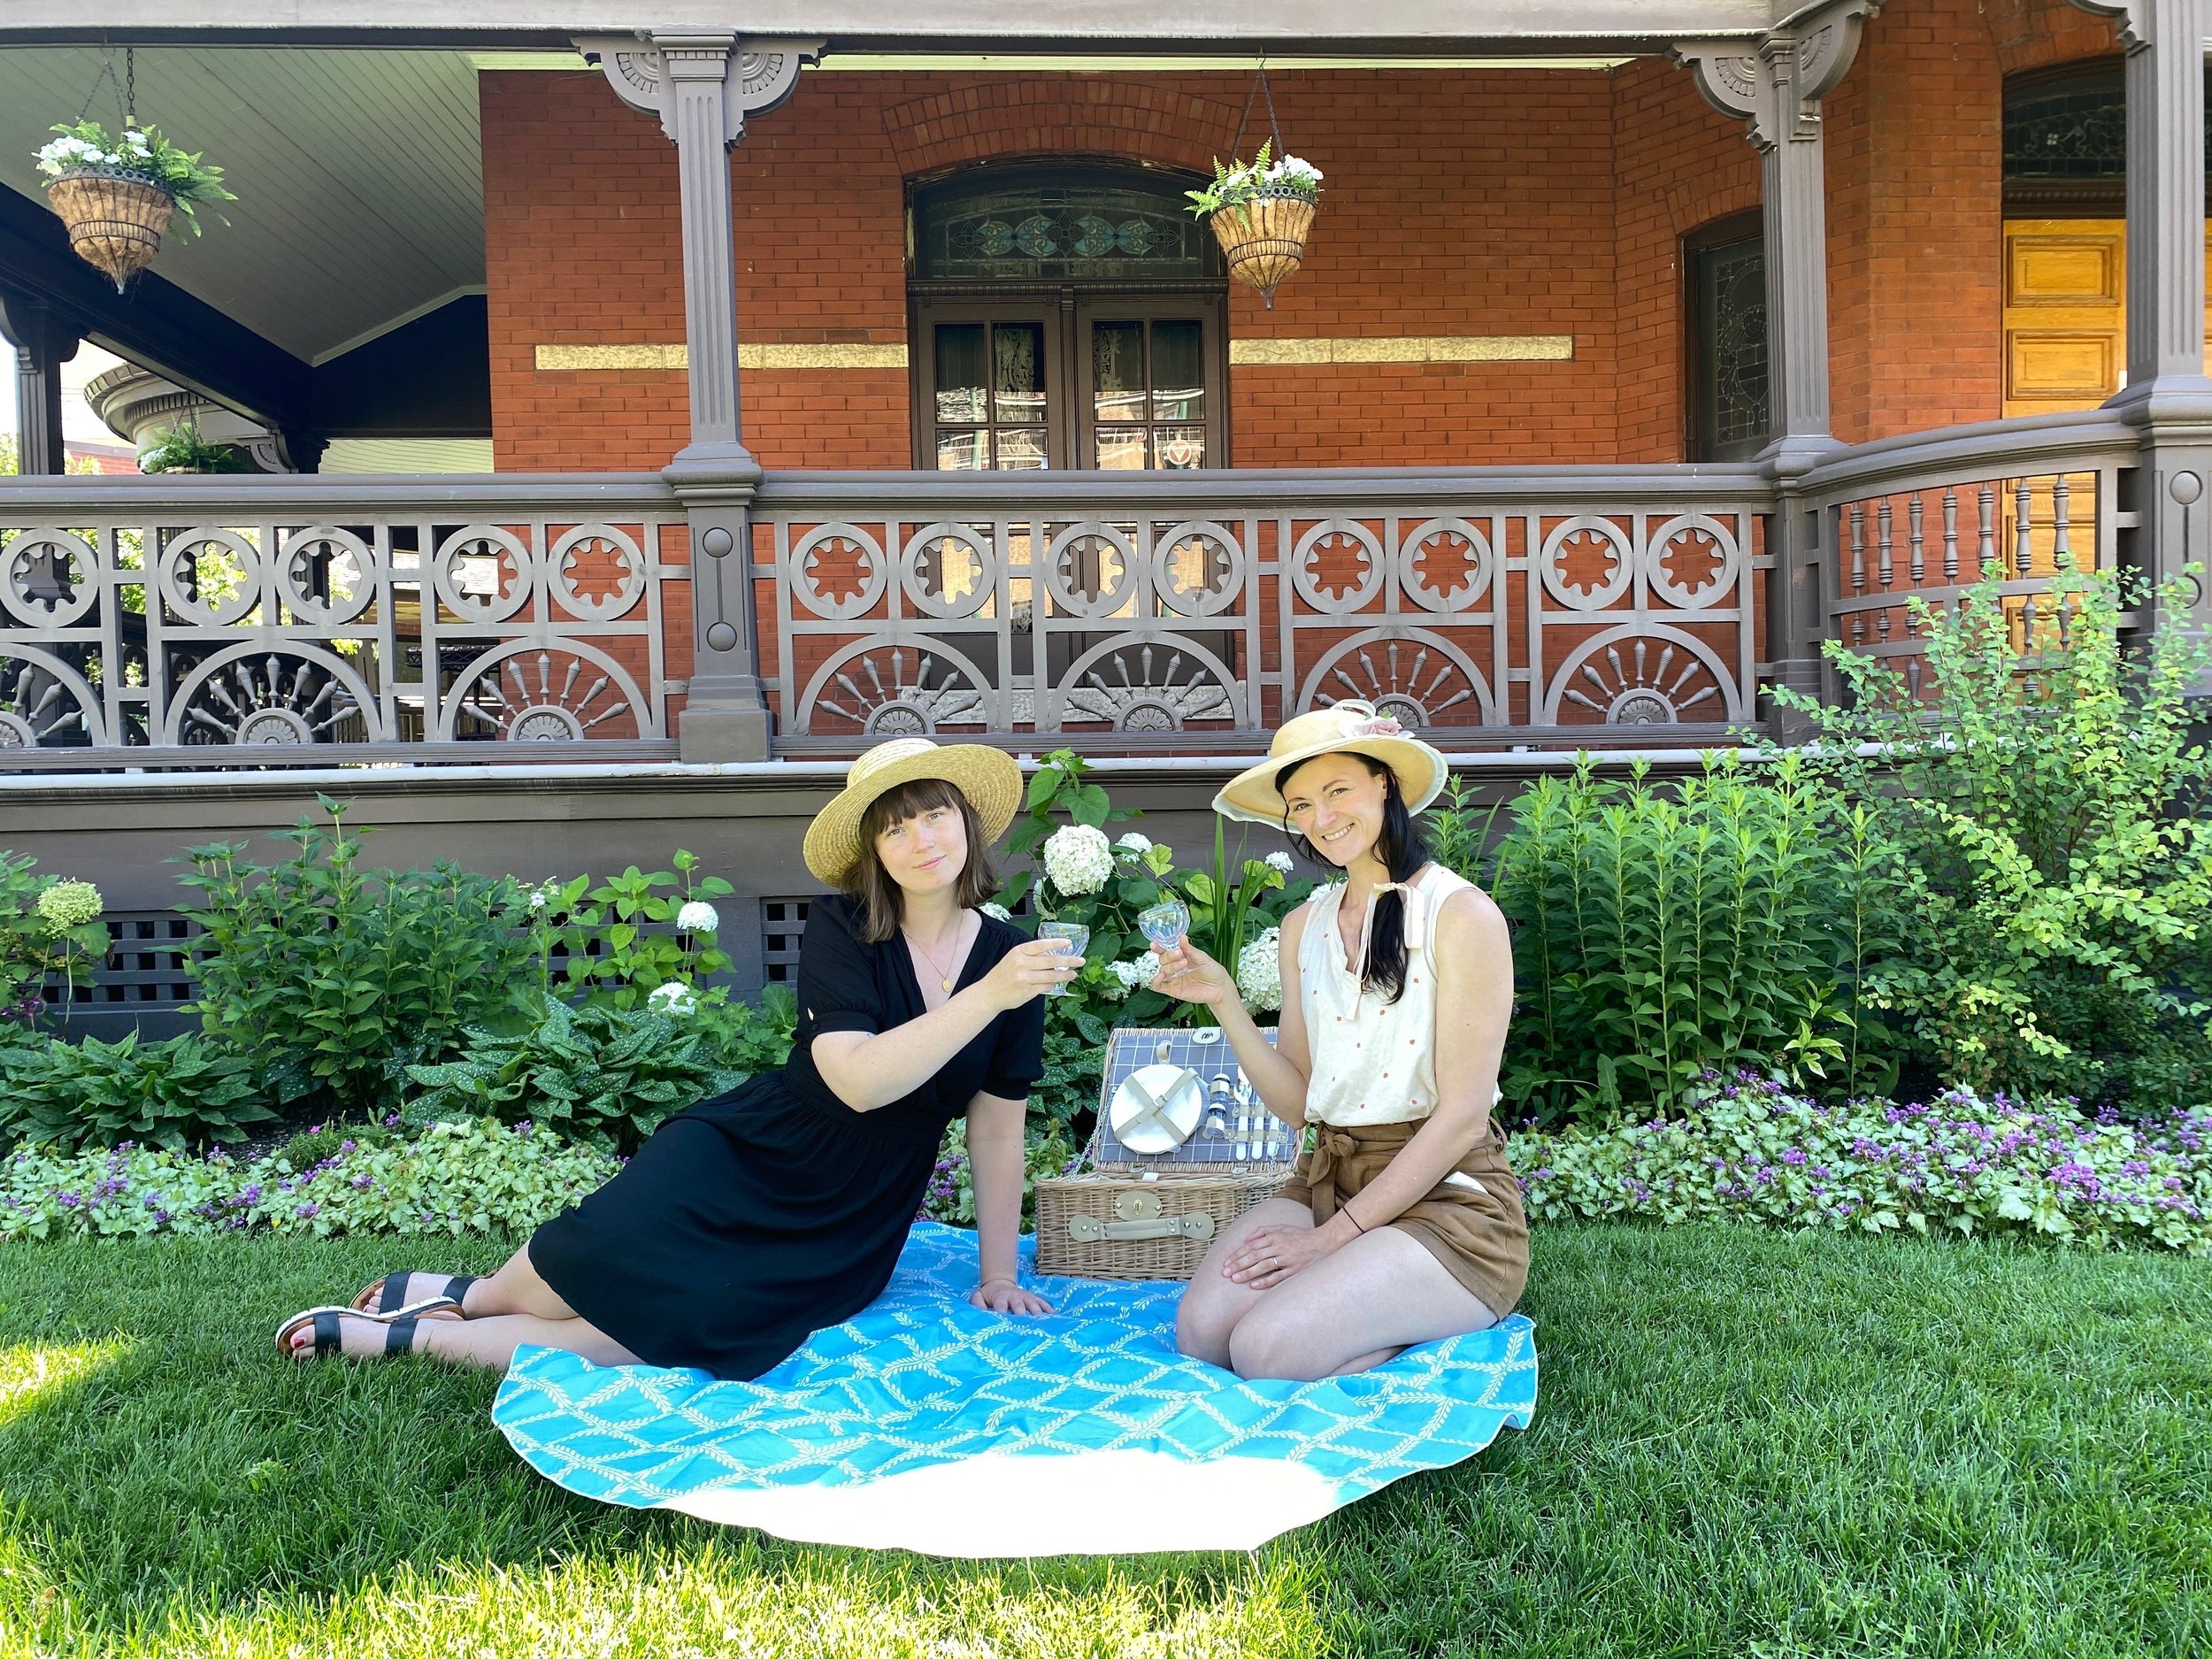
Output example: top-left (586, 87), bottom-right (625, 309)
top-left (575, 31), bottom-right (824, 761)
top-left (0, 288), bottom-right (81, 476)
top-left (1675, 0), bottom-right (1878, 732)
top-left (2069, 0), bottom-right (2212, 665)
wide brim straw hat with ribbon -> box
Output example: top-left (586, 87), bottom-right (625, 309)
top-left (1214, 701), bottom-right (1449, 826)
top-left (802, 737), bottom-right (1025, 886)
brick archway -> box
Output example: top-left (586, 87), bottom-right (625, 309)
top-left (882, 79), bottom-right (1245, 179)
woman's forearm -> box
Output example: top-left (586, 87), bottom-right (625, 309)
top-left (1340, 1098), bottom-right (1490, 1227)
top-left (1212, 995), bottom-right (1311, 1125)
top-left (813, 984), bottom-right (1002, 1110)
top-left (968, 1119), bottom-right (1026, 1284)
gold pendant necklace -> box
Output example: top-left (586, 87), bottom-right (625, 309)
top-left (905, 921), bottom-right (964, 994)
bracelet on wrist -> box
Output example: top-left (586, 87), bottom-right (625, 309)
top-left (976, 1275), bottom-right (1017, 1291)
top-left (1342, 1207), bottom-right (1368, 1235)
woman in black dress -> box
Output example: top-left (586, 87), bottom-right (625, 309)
top-left (276, 738), bottom-right (1078, 1378)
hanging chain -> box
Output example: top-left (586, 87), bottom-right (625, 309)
top-left (126, 46), bottom-right (136, 127)
top-left (69, 45), bottom-right (136, 131)
top-left (1226, 58), bottom-right (1285, 163)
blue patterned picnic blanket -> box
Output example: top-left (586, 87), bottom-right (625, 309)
top-left (493, 1221), bottom-right (1537, 1555)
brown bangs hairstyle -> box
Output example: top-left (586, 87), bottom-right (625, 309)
top-left (847, 776), bottom-right (1001, 942)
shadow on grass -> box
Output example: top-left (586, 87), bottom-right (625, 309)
top-left (0, 1224), bottom-right (2207, 1656)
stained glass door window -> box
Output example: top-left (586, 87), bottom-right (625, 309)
top-left (1690, 233), bottom-right (1770, 463)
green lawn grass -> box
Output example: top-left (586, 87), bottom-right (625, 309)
top-left (0, 1223), bottom-right (2204, 1658)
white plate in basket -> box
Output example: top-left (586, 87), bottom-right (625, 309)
top-left (1107, 1064), bottom-right (1205, 1154)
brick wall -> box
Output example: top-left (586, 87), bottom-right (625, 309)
top-left (479, 0), bottom-right (2126, 473)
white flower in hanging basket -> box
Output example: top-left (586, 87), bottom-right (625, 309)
top-left (34, 119), bottom-right (234, 290)
top-left (1185, 142), bottom-right (1321, 309)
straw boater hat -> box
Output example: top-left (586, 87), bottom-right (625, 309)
top-left (802, 737), bottom-right (1024, 885)
top-left (1214, 700), bottom-right (1449, 826)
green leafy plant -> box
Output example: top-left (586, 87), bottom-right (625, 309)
top-left (1778, 565), bottom-right (2212, 1108)
top-left (401, 993), bottom-right (746, 1153)
top-left (137, 418), bottom-right (248, 475)
top-left (1183, 141), bottom-right (1324, 216)
top-left (1489, 752), bottom-right (1893, 1125)
top-left (175, 797), bottom-right (537, 1113)
top-left (0, 854), bottom-right (109, 1029)
top-left (35, 119), bottom-right (234, 233)
top-left (919, 1115), bottom-right (1080, 1229)
top-left (1423, 773), bottom-right (1509, 885)
top-left (690, 982), bottom-right (798, 1079)
top-left (527, 851), bottom-right (735, 1010)
top-left (0, 1031), bottom-right (273, 1154)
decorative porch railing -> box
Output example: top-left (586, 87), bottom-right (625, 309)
top-left (0, 476), bottom-right (689, 765)
top-left (1799, 411), bottom-right (2140, 700)
top-left (749, 469), bottom-right (1773, 752)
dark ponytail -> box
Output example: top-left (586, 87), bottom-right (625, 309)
top-left (1277, 753), bottom-right (1429, 1005)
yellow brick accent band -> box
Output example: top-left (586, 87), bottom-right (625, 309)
top-left (534, 343), bottom-right (910, 371)
top-left (1228, 335), bottom-right (1574, 365)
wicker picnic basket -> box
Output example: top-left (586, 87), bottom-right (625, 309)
top-left (1033, 1025), bottom-right (1299, 1280)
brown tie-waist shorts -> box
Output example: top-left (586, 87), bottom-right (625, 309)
top-left (1275, 1118), bottom-right (1530, 1317)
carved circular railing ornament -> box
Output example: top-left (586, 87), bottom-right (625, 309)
top-left (549, 525), bottom-right (648, 623)
top-left (1299, 626), bottom-right (1494, 729)
top-left (1538, 516), bottom-right (1634, 611)
top-left (1150, 521), bottom-right (1243, 618)
top-left (1291, 518), bottom-right (1385, 613)
top-left (0, 712), bottom-right (33, 748)
top-left (440, 641), bottom-right (652, 742)
top-left (798, 640), bottom-right (995, 736)
top-left (275, 525), bottom-right (380, 627)
top-left (1043, 522), bottom-right (1139, 618)
top-left (1643, 513), bottom-right (1740, 609)
top-left (511, 706), bottom-right (588, 741)
top-left (789, 524), bottom-right (887, 621)
top-left (900, 521), bottom-right (998, 619)
top-left (0, 647), bottom-right (104, 746)
top-left (166, 645), bottom-right (379, 746)
top-left (433, 525), bottom-right (534, 626)
top-left (234, 707), bottom-right (316, 745)
top-left (1399, 517), bottom-right (1494, 613)
top-left (157, 528), bottom-right (265, 626)
top-left (0, 530), bottom-right (99, 629)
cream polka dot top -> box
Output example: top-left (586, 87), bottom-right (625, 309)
top-left (1296, 862), bottom-right (1473, 1126)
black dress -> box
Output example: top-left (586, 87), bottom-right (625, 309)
top-left (527, 895), bottom-right (1045, 1380)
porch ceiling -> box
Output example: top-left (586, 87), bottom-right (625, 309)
top-left (0, 46), bottom-right (484, 365)
top-left (0, 1), bottom-right (1770, 49)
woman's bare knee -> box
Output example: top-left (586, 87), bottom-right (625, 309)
top-left (1226, 1310), bottom-right (1333, 1383)
top-left (1174, 1292), bottom-right (1238, 1368)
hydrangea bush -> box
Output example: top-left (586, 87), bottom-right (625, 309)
top-left (0, 855), bottom-right (109, 1027)
top-left (1516, 1072), bottom-right (2212, 1254)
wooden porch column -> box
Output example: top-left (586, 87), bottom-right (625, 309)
top-left (0, 288), bottom-right (81, 475)
top-left (577, 32), bottom-right (820, 761)
top-left (2075, 0), bottom-right (2212, 657)
top-left (1677, 3), bottom-right (1876, 730)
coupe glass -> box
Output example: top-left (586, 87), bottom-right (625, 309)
top-left (1037, 922), bottom-right (1089, 996)
top-left (1137, 899), bottom-right (1189, 951)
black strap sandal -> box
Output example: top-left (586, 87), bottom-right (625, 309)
top-left (276, 1296), bottom-right (460, 1362)
top-left (367, 1271), bottom-right (480, 1315)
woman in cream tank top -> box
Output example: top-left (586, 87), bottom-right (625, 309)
top-left (1149, 702), bottom-right (1528, 1382)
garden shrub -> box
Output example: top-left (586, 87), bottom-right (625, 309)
top-left (1001, 749), bottom-right (1312, 1029)
top-left (522, 850), bottom-right (735, 1010)
top-left (401, 993), bottom-right (747, 1152)
top-left (688, 982), bottom-right (798, 1079)
top-left (1486, 752), bottom-right (1893, 1125)
top-left (176, 796), bottom-right (537, 1113)
top-left (1780, 567), bottom-right (2212, 1109)
top-left (0, 1031), bottom-right (275, 1153)
top-left (0, 853), bottom-right (109, 1028)
top-left (1517, 1072), bottom-right (2211, 1255)
top-left (918, 1115), bottom-right (1080, 1228)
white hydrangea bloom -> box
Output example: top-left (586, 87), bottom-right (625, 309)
top-left (1235, 927), bottom-right (1283, 1013)
top-left (1111, 954), bottom-right (1163, 991)
top-left (526, 886), bottom-right (552, 912)
top-left (34, 880), bottom-right (103, 931)
top-left (1114, 832), bottom-right (1153, 857)
top-left (647, 981), bottom-right (698, 1017)
top-left (676, 900), bottom-right (720, 933)
top-left (1042, 824), bottom-right (1115, 895)
top-left (979, 901), bottom-right (1011, 921)
top-left (1263, 850), bottom-right (1294, 875)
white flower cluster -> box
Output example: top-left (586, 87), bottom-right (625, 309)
top-left (1114, 833), bottom-right (1153, 857)
top-left (35, 128), bottom-right (154, 178)
top-left (1110, 954), bottom-right (1163, 994)
top-left (675, 900), bottom-right (720, 933)
top-left (979, 901), bottom-right (1011, 921)
top-left (1263, 851), bottom-right (1295, 875)
top-left (1236, 927), bottom-right (1283, 1013)
top-left (1042, 824), bottom-right (1115, 895)
top-left (33, 879), bottom-right (104, 932)
top-left (646, 981), bottom-right (698, 1017)
top-left (1219, 152), bottom-right (1323, 196)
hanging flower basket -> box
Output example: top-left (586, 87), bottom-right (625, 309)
top-left (45, 166), bottom-right (177, 290)
top-left (1186, 143), bottom-right (1322, 310)
top-left (35, 119), bottom-right (233, 292)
